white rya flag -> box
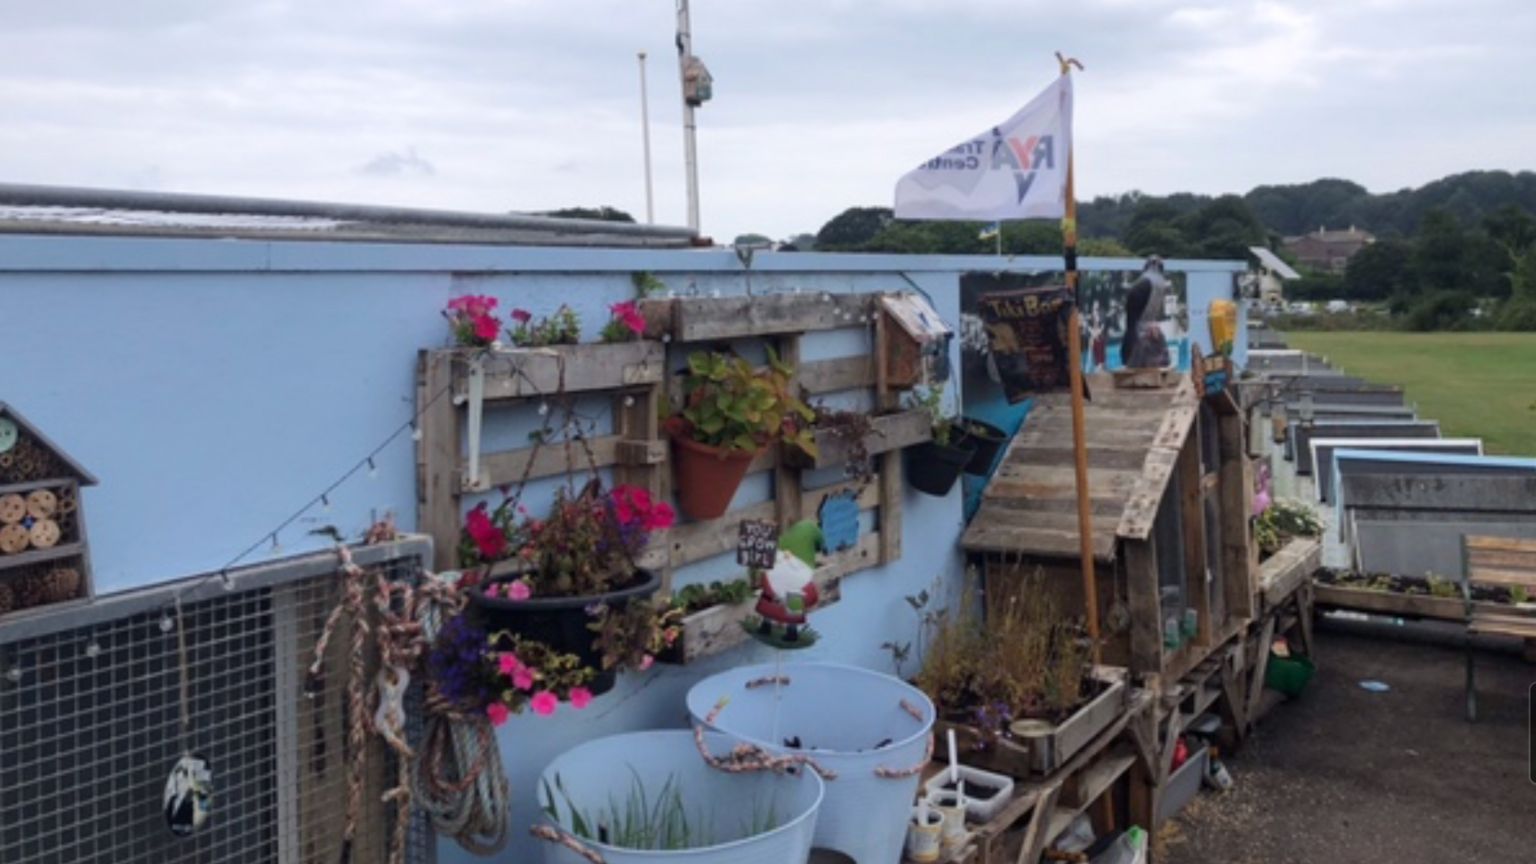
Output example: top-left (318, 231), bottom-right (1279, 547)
top-left (894, 75), bottom-right (1073, 221)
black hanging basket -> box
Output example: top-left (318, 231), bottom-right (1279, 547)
top-left (469, 569), bottom-right (661, 697)
top-left (959, 418), bottom-right (1008, 475)
top-left (907, 437), bottom-right (978, 497)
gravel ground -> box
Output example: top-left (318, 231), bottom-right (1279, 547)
top-left (1162, 623), bottom-right (1536, 864)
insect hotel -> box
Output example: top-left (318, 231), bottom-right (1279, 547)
top-left (0, 402), bottom-right (95, 617)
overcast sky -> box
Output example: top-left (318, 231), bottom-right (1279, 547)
top-left (1, 0), bottom-right (1530, 239)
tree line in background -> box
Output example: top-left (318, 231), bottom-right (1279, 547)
top-left (549, 169), bottom-right (1536, 331)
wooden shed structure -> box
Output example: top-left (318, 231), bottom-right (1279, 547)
top-left (962, 371), bottom-right (1256, 687)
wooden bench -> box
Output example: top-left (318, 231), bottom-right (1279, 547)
top-left (1461, 535), bottom-right (1536, 721)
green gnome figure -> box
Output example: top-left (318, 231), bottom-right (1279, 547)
top-left (747, 520), bottom-right (824, 649)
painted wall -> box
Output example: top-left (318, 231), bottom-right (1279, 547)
top-left (0, 234), bottom-right (1244, 862)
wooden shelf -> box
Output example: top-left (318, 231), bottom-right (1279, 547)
top-left (0, 542), bottom-right (85, 572)
top-left (444, 341), bottom-right (665, 402)
top-left (666, 532), bottom-right (881, 664)
top-left (641, 293), bottom-right (875, 341)
top-left (785, 408), bottom-right (932, 471)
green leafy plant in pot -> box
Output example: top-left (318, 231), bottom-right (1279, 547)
top-left (665, 349), bottom-right (818, 519)
top-left (905, 384), bottom-right (975, 497)
top-left (466, 481), bottom-right (681, 695)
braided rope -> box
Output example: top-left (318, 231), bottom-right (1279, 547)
top-left (409, 572), bottom-right (510, 855)
top-left (694, 701), bottom-right (838, 780)
top-left (529, 825), bottom-right (606, 864)
top-left (873, 699), bottom-right (934, 779)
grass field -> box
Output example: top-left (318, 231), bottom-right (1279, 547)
top-left (1283, 331), bottom-right (1536, 456)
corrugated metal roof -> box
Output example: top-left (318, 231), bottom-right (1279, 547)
top-left (1249, 246), bottom-right (1300, 279)
top-left (0, 184), bottom-right (698, 249)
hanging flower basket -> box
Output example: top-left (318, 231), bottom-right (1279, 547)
top-left (906, 437), bottom-right (976, 497)
top-left (958, 417), bottom-right (1008, 475)
top-left (471, 570), bottom-right (661, 696)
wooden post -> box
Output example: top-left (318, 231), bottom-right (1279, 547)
top-left (874, 313), bottom-right (903, 565)
top-left (1059, 56), bottom-right (1102, 666)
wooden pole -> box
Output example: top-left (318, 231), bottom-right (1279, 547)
top-left (1058, 54), bottom-right (1101, 666)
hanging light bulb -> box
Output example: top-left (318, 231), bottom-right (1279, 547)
top-left (321, 494), bottom-right (332, 513)
top-left (4, 666), bottom-right (20, 684)
top-left (623, 395), bottom-right (636, 408)
top-left (537, 402), bottom-right (550, 417)
top-left (160, 615), bottom-right (175, 634)
top-left (271, 532), bottom-right (282, 554)
top-left (367, 457), bottom-right (378, 479)
top-left (85, 641), bottom-right (101, 659)
top-left (411, 423), bottom-right (423, 442)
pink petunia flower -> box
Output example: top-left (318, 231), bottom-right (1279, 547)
top-left (498, 653), bottom-right (521, 677)
top-left (530, 691), bottom-right (558, 716)
top-left (473, 315), bottom-right (499, 342)
top-left (511, 308), bottom-right (533, 324)
top-left (513, 666), bottom-right (535, 691)
top-left (610, 301), bottom-right (647, 336)
top-left (507, 579), bottom-right (532, 601)
top-left (465, 503), bottom-right (507, 560)
top-left (568, 687), bottom-right (594, 710)
top-left (486, 702), bottom-right (509, 726)
top-left (639, 654), bottom-right (655, 671)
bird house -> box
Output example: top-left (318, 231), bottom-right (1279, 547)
top-left (877, 293), bottom-right (953, 389)
top-left (0, 403), bottom-right (96, 617)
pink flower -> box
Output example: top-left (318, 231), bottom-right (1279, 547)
top-left (568, 687), bottom-right (593, 710)
top-left (486, 702), bottom-right (509, 726)
top-left (507, 579), bottom-right (532, 601)
top-left (645, 500), bottom-right (676, 531)
top-left (639, 654), bottom-right (655, 671)
top-left (530, 691), bottom-right (558, 716)
top-left (473, 315), bottom-right (499, 342)
top-left (511, 308), bottom-right (533, 324)
top-left (465, 504), bottom-right (507, 561)
top-left (497, 653), bottom-right (521, 677)
top-left (610, 301), bottom-right (647, 336)
top-left (513, 666), bottom-right (535, 691)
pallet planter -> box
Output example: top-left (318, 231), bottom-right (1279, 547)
top-left (933, 667), bottom-right (1129, 778)
top-left (416, 342), bottom-right (668, 571)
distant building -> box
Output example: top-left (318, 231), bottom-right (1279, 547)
top-left (1245, 246), bottom-right (1300, 308)
top-left (1282, 225), bottom-right (1375, 273)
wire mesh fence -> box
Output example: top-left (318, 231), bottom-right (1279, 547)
top-left (0, 540), bottom-right (435, 864)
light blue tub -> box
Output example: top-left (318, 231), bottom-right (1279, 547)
top-left (534, 730), bottom-right (824, 864)
top-left (687, 663), bottom-right (936, 864)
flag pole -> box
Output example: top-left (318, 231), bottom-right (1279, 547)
top-left (1056, 52), bottom-right (1100, 666)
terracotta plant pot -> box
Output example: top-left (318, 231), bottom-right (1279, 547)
top-left (470, 569), bottom-right (660, 697)
top-left (907, 438), bottom-right (977, 497)
top-left (959, 417), bottom-right (1007, 475)
top-left (670, 432), bottom-right (761, 520)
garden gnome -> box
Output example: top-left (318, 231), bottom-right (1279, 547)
top-left (754, 521), bottom-right (823, 645)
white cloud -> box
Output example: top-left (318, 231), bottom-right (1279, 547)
top-left (0, 0), bottom-right (1527, 237)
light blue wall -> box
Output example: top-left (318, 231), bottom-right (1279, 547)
top-left (0, 234), bottom-right (1243, 862)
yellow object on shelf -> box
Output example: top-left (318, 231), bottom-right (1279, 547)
top-left (1208, 299), bottom-right (1238, 357)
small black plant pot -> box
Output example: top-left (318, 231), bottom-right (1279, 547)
top-left (907, 438), bottom-right (977, 497)
top-left (469, 569), bottom-right (661, 697)
top-left (959, 418), bottom-right (1007, 475)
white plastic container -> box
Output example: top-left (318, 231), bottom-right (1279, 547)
top-left (922, 764), bottom-right (1016, 823)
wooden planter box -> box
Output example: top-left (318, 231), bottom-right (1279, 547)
top-left (1313, 582), bottom-right (1472, 622)
top-left (1259, 536), bottom-right (1321, 608)
top-left (662, 533), bottom-right (879, 664)
top-left (781, 408), bottom-right (931, 471)
top-left (933, 667), bottom-right (1129, 778)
